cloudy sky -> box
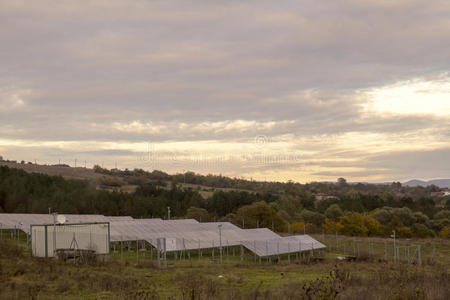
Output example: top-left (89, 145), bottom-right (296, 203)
top-left (1, 0), bottom-right (450, 183)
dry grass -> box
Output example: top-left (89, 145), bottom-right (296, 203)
top-left (1, 239), bottom-right (449, 299)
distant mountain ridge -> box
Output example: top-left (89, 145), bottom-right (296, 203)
top-left (403, 179), bottom-right (450, 188)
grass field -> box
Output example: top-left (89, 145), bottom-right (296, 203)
top-left (175, 182), bottom-right (256, 198)
top-left (1, 231), bottom-right (449, 299)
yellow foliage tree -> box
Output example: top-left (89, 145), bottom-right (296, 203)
top-left (439, 226), bottom-right (450, 238)
top-left (363, 215), bottom-right (383, 236)
top-left (322, 218), bottom-right (344, 234)
top-left (290, 221), bottom-right (305, 233)
top-left (290, 221), bottom-right (315, 234)
top-left (396, 226), bottom-right (413, 238)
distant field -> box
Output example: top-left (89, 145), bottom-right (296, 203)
top-left (174, 182), bottom-right (256, 198)
top-left (0, 161), bottom-right (104, 181)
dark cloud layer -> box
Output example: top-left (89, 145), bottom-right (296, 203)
top-left (1, 0), bottom-right (450, 181)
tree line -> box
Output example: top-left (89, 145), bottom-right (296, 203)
top-left (1, 166), bottom-right (449, 238)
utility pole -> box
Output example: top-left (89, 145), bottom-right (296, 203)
top-left (335, 230), bottom-right (338, 250)
top-left (167, 207), bottom-right (171, 220)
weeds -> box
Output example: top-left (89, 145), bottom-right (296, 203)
top-left (0, 239), bottom-right (448, 299)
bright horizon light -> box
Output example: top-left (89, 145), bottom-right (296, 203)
top-left (365, 77), bottom-right (450, 116)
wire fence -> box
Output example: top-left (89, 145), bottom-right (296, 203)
top-left (1, 227), bottom-right (448, 268)
top-left (312, 234), bottom-right (449, 265)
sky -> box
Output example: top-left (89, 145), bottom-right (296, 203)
top-left (1, 0), bottom-right (450, 183)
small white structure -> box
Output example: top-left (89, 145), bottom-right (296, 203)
top-left (31, 222), bottom-right (110, 258)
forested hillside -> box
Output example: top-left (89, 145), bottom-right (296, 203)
top-left (1, 165), bottom-right (449, 238)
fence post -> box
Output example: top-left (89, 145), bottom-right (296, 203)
top-left (157, 239), bottom-right (161, 268)
top-left (288, 242), bottom-right (290, 263)
top-left (150, 240), bottom-right (153, 261)
top-left (163, 238), bottom-right (167, 269)
top-left (418, 245), bottom-right (422, 266)
top-left (335, 231), bottom-right (338, 251)
top-left (121, 235), bottom-right (123, 263)
top-left (226, 240), bottom-right (229, 263)
top-left (396, 247), bottom-right (400, 263)
top-left (143, 241), bottom-right (146, 259)
top-left (407, 246), bottom-right (410, 264)
top-left (277, 240), bottom-right (280, 262)
top-left (299, 240), bottom-right (301, 260)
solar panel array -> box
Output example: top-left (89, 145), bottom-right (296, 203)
top-left (0, 213), bottom-right (326, 257)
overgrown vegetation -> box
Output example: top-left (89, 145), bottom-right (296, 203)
top-left (0, 238), bottom-right (449, 299)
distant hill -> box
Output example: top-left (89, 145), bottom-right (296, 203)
top-left (403, 179), bottom-right (450, 188)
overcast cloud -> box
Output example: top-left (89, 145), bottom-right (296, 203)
top-left (1, 0), bottom-right (450, 182)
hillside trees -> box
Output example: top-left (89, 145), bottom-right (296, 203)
top-left (322, 214), bottom-right (382, 236)
top-left (186, 207), bottom-right (211, 222)
top-left (234, 201), bottom-right (287, 231)
top-left (0, 165), bottom-right (448, 236)
top-left (324, 204), bottom-right (343, 221)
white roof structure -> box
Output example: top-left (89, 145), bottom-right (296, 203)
top-left (0, 213), bottom-right (326, 257)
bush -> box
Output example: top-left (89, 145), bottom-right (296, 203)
top-left (0, 239), bottom-right (23, 258)
top-left (325, 204), bottom-right (343, 221)
top-left (412, 223), bottom-right (435, 238)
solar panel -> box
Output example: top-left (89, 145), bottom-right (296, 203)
top-left (0, 213), bottom-right (109, 234)
top-left (241, 235), bottom-right (327, 257)
top-left (0, 213), bottom-right (326, 256)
